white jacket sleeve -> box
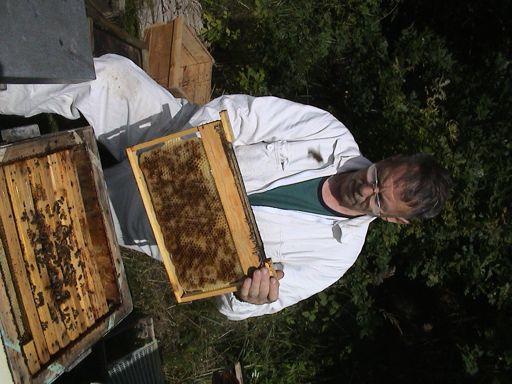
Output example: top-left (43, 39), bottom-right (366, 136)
top-left (189, 95), bottom-right (356, 146)
top-left (0, 54), bottom-right (186, 138)
top-left (217, 223), bottom-right (369, 321)
top-left (217, 263), bottom-right (341, 321)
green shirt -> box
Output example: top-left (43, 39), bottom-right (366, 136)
top-left (248, 177), bottom-right (343, 216)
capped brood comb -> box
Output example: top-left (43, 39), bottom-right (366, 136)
top-left (127, 111), bottom-right (272, 302)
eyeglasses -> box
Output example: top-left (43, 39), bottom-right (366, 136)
top-left (368, 164), bottom-right (382, 217)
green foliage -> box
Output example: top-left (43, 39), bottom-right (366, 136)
top-left (119, 0), bottom-right (142, 38)
top-left (236, 66), bottom-right (268, 95)
top-left (459, 344), bottom-right (484, 376)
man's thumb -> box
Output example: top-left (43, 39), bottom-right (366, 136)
top-left (275, 270), bottom-right (285, 280)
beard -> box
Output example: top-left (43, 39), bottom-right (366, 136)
top-left (328, 172), bottom-right (367, 211)
top-left (328, 174), bottom-right (343, 202)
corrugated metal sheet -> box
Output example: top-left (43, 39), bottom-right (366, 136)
top-left (107, 340), bottom-right (165, 384)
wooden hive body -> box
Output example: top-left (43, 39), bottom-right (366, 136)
top-left (127, 112), bottom-right (270, 302)
top-left (144, 16), bottom-right (214, 105)
top-left (0, 127), bottom-right (132, 384)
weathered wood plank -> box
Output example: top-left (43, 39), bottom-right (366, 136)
top-left (46, 152), bottom-right (97, 328)
top-left (0, 130), bottom-right (82, 165)
top-left (219, 110), bottom-right (235, 143)
top-left (0, 237), bottom-right (36, 379)
top-left (180, 44), bottom-right (196, 68)
top-left (180, 285), bottom-right (237, 302)
top-left (197, 61), bottom-right (212, 82)
top-left (181, 60), bottom-right (196, 87)
top-left (197, 123), bottom-right (261, 275)
top-left (195, 79), bottom-right (210, 105)
top-left (181, 23), bottom-right (214, 64)
top-left (3, 163), bottom-right (57, 360)
top-left (58, 150), bottom-right (109, 319)
top-left (169, 16), bottom-right (184, 89)
top-left (22, 342), bottom-right (40, 376)
top-left (72, 147), bottom-right (118, 304)
top-left (146, 23), bottom-right (173, 86)
top-left (0, 221), bottom-right (27, 344)
top-left (25, 157), bottom-right (72, 350)
top-left (182, 84), bottom-right (196, 106)
top-left (181, 62), bottom-right (211, 105)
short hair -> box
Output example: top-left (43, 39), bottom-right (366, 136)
top-left (385, 154), bottom-right (452, 220)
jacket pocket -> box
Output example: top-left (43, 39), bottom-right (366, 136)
top-left (275, 139), bottom-right (335, 172)
top-left (234, 142), bottom-right (285, 191)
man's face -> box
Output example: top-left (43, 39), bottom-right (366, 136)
top-left (329, 160), bottom-right (413, 218)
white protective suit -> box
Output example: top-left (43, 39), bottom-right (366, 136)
top-left (0, 54), bottom-right (375, 320)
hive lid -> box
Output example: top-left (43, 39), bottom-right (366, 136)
top-left (0, 0), bottom-right (95, 84)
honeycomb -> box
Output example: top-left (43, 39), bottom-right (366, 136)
top-left (139, 137), bottom-right (243, 292)
top-left (0, 152), bottom-right (110, 366)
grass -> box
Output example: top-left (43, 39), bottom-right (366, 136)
top-left (121, 247), bottom-right (222, 383)
top-left (122, 248), bottom-right (242, 383)
top-left (121, 247), bottom-right (313, 383)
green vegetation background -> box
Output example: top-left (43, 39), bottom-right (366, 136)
top-left (123, 0), bottom-right (511, 382)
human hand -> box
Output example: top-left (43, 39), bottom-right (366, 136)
top-left (236, 267), bottom-right (284, 305)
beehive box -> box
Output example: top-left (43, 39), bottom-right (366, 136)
top-left (127, 112), bottom-right (271, 302)
top-left (0, 127), bottom-right (132, 383)
top-left (144, 16), bottom-right (214, 104)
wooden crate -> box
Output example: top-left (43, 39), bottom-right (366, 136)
top-left (0, 127), bottom-right (132, 384)
top-left (144, 17), bottom-right (214, 105)
top-left (126, 112), bottom-right (272, 303)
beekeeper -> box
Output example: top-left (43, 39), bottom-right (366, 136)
top-left (0, 55), bottom-right (451, 320)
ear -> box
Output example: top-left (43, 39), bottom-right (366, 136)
top-left (381, 216), bottom-right (410, 225)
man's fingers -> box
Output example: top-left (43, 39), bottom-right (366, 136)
top-left (267, 277), bottom-right (280, 302)
top-left (248, 269), bottom-right (261, 298)
top-left (267, 269), bottom-right (283, 302)
top-left (237, 267), bottom-right (283, 304)
top-left (258, 268), bottom-right (270, 302)
top-left (239, 277), bottom-right (252, 299)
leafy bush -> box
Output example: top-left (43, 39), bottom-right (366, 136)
top-left (199, 0), bottom-right (511, 382)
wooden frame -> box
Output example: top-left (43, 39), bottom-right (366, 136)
top-left (126, 111), bottom-right (269, 302)
top-left (0, 127), bottom-right (132, 384)
top-left (144, 16), bottom-right (214, 104)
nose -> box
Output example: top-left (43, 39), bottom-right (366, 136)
top-left (359, 183), bottom-right (375, 198)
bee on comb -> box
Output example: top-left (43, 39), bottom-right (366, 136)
top-left (127, 112), bottom-right (272, 302)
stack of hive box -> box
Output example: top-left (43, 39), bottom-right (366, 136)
top-left (0, 128), bottom-right (132, 384)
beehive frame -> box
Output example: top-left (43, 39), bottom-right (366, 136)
top-left (127, 111), bottom-right (268, 302)
top-left (0, 127), bottom-right (132, 384)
